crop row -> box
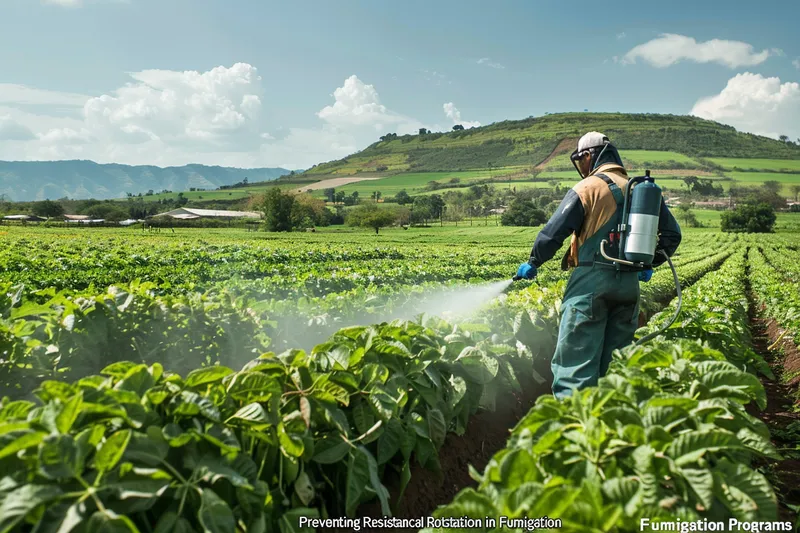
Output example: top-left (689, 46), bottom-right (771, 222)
top-left (427, 248), bottom-right (785, 531)
top-left (749, 246), bottom-right (800, 349)
top-left (2, 230), bottom-right (732, 301)
top-left (0, 234), bottom-right (735, 398)
top-left (0, 241), bottom-right (737, 531)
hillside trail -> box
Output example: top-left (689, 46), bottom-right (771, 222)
top-left (534, 137), bottom-right (577, 170)
top-left (744, 251), bottom-right (800, 524)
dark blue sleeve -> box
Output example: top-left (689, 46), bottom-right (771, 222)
top-left (652, 198), bottom-right (682, 267)
top-left (529, 189), bottom-right (584, 267)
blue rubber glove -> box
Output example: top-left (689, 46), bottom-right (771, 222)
top-left (516, 262), bottom-right (537, 280)
top-left (638, 269), bottom-right (653, 282)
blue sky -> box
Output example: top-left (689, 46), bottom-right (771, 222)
top-left (0, 0), bottom-right (798, 169)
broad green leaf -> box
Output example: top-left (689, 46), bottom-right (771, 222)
top-left (198, 488), bottom-right (236, 533)
top-left (0, 484), bottom-right (63, 533)
top-left (101, 362), bottom-right (141, 378)
top-left (352, 400), bottom-right (374, 435)
top-left (315, 380), bottom-right (350, 406)
top-left (0, 400), bottom-right (35, 422)
top-left (713, 459), bottom-right (777, 521)
top-left (668, 429), bottom-right (744, 466)
top-left (278, 423), bottom-right (304, 457)
top-left (312, 435), bottom-right (349, 464)
top-left (0, 431), bottom-right (46, 460)
top-left (55, 393), bottom-right (82, 434)
top-left (294, 472), bottom-right (315, 506)
top-left (162, 423), bottom-right (193, 447)
top-left (185, 366), bottom-right (234, 388)
top-left (427, 408), bottom-right (446, 449)
top-left (193, 455), bottom-right (254, 489)
top-left (377, 418), bottom-right (403, 465)
top-left (226, 372), bottom-right (282, 403)
top-left (122, 431), bottom-right (169, 467)
top-left (95, 429), bottom-right (132, 473)
top-left (39, 435), bottom-right (80, 480)
top-left (51, 501), bottom-right (85, 533)
top-left (228, 403), bottom-right (269, 425)
top-left (170, 391), bottom-right (220, 422)
top-left (359, 446), bottom-right (390, 516)
top-left (116, 366), bottom-right (154, 397)
top-left (345, 447), bottom-right (370, 516)
top-left (681, 467), bottom-right (714, 510)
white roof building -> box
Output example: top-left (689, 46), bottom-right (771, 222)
top-left (156, 208), bottom-right (261, 219)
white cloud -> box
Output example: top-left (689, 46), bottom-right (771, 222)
top-left (0, 84), bottom-right (89, 108)
top-left (43, 0), bottom-right (82, 6)
top-left (616, 32), bottom-right (626, 40)
top-left (0, 69), bottom-right (433, 170)
top-left (37, 127), bottom-right (94, 145)
top-left (690, 72), bottom-right (800, 140)
top-left (443, 102), bottom-right (480, 129)
top-left (620, 34), bottom-right (778, 68)
top-left (0, 116), bottom-right (36, 141)
top-left (794, 58), bottom-right (800, 70)
top-left (477, 58), bottom-right (505, 70)
top-left (316, 75), bottom-right (423, 134)
top-left (82, 63), bottom-right (264, 147)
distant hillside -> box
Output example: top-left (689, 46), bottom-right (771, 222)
top-left (0, 160), bottom-right (290, 201)
top-left (302, 112), bottom-right (800, 177)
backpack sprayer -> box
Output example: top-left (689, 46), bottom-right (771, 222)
top-left (599, 170), bottom-right (682, 345)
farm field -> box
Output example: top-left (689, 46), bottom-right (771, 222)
top-left (112, 154), bottom-right (800, 210)
top-left (1, 223), bottom-right (800, 531)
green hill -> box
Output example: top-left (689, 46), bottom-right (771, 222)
top-left (300, 112), bottom-right (800, 177)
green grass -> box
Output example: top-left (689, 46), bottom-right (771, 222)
top-left (708, 158), bottom-right (800, 172)
top-left (543, 150), bottom-right (702, 170)
top-left (681, 209), bottom-right (800, 231)
top-left (305, 170), bottom-right (522, 198)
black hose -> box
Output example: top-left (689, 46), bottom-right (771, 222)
top-left (634, 250), bottom-right (682, 346)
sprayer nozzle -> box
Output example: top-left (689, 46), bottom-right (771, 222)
top-left (512, 275), bottom-right (522, 282)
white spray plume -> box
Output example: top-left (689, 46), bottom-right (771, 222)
top-left (266, 279), bottom-right (514, 353)
top-left (411, 279), bottom-right (512, 321)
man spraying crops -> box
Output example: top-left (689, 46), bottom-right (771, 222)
top-left (515, 132), bottom-right (682, 399)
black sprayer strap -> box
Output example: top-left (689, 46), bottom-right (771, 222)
top-left (593, 173), bottom-right (624, 206)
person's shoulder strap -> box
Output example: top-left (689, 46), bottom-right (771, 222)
top-left (593, 172), bottom-right (624, 205)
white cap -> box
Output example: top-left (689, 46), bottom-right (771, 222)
top-left (577, 131), bottom-right (609, 152)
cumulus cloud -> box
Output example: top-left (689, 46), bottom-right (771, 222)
top-left (316, 75), bottom-right (423, 134)
top-left (477, 58), bottom-right (505, 70)
top-left (443, 102), bottom-right (480, 129)
top-left (620, 34), bottom-right (778, 68)
top-left (690, 72), bottom-right (800, 140)
top-left (0, 116), bottom-right (36, 141)
top-left (82, 63), bottom-right (264, 147)
top-left (0, 69), bottom-right (431, 170)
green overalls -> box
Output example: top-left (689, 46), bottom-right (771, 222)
top-left (551, 174), bottom-right (640, 399)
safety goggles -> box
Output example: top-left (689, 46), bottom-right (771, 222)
top-left (569, 143), bottom-right (610, 179)
top-left (570, 148), bottom-right (591, 178)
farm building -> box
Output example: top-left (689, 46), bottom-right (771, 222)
top-left (156, 208), bottom-right (261, 220)
top-left (2, 214), bottom-right (45, 222)
top-left (64, 215), bottom-right (90, 221)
